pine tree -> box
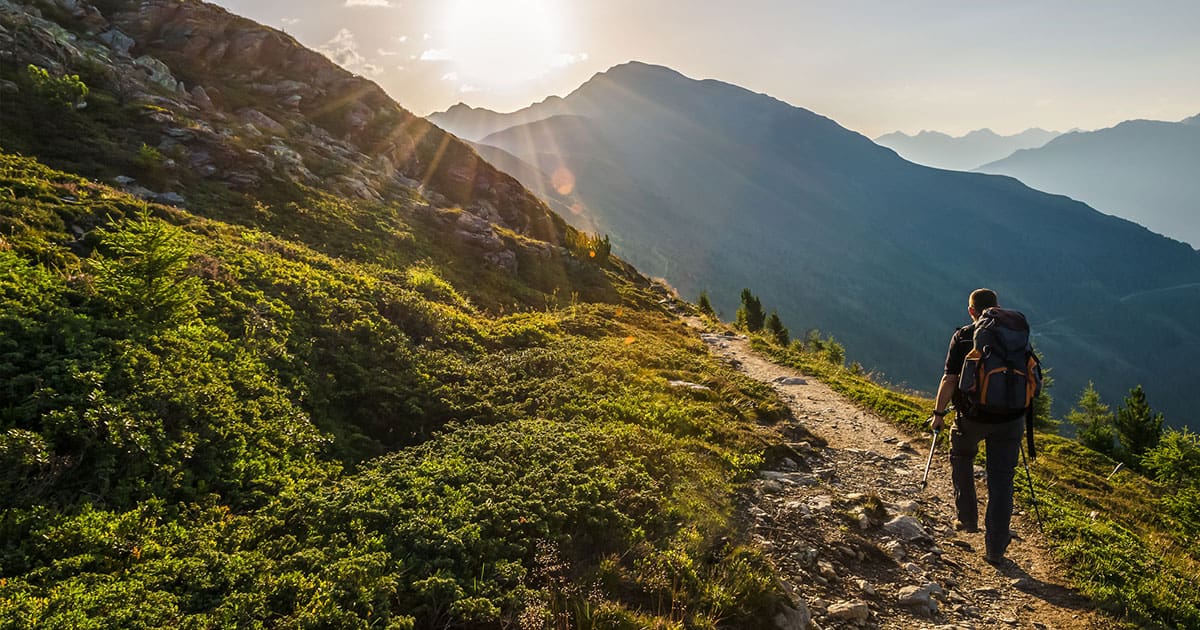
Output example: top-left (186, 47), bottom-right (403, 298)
top-left (765, 310), bottom-right (789, 345)
top-left (1066, 382), bottom-right (1116, 455)
top-left (735, 288), bottom-right (764, 332)
top-left (1031, 365), bottom-right (1058, 433)
top-left (1114, 385), bottom-right (1165, 467)
top-left (697, 291), bottom-right (715, 317)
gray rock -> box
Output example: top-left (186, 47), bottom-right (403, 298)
top-left (826, 600), bottom-right (869, 623)
top-left (773, 376), bottom-right (808, 385)
top-left (759, 480), bottom-right (785, 495)
top-left (884, 515), bottom-right (931, 542)
top-left (817, 560), bottom-right (839, 581)
top-left (114, 175), bottom-right (136, 186)
top-left (239, 109), bottom-right (287, 135)
top-left (99, 29), bottom-right (134, 55)
top-left (897, 582), bottom-right (944, 616)
top-left (808, 495), bottom-right (834, 513)
top-left (883, 539), bottom-right (906, 562)
top-left (792, 547), bottom-right (819, 567)
top-left (190, 85), bottom-right (214, 111)
top-left (134, 55), bottom-right (179, 92)
top-left (773, 602), bottom-right (811, 630)
top-left (154, 192), bottom-right (185, 206)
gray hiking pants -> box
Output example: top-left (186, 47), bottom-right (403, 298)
top-left (949, 414), bottom-right (1024, 557)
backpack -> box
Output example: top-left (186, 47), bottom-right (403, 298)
top-left (957, 308), bottom-right (1043, 421)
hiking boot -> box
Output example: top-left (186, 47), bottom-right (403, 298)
top-left (955, 521), bottom-right (979, 533)
top-left (983, 551), bottom-right (1005, 565)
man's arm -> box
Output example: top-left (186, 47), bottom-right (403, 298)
top-left (931, 374), bottom-right (956, 431)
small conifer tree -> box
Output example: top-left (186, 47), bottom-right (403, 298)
top-left (1142, 428), bottom-right (1200, 486)
top-left (735, 288), bottom-right (764, 332)
top-left (1114, 385), bottom-right (1165, 468)
top-left (1066, 382), bottom-right (1116, 455)
top-left (765, 310), bottom-right (789, 345)
top-left (697, 291), bottom-right (715, 317)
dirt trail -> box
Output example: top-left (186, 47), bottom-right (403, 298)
top-left (692, 325), bottom-right (1115, 630)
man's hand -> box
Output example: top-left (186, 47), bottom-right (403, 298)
top-left (929, 414), bottom-right (945, 432)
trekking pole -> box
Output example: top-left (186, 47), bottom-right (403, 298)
top-left (921, 425), bottom-right (940, 489)
top-left (1019, 442), bottom-right (1045, 534)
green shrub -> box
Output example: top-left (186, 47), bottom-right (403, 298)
top-left (21, 64), bottom-right (88, 110)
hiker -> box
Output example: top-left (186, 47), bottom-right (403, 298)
top-left (930, 288), bottom-right (1039, 565)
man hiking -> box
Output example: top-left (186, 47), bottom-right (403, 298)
top-left (930, 288), bottom-right (1040, 565)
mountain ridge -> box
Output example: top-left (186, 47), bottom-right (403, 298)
top-left (874, 127), bottom-right (1061, 171)
top-left (977, 114), bottom-right (1200, 247)
top-left (443, 62), bottom-right (1200, 427)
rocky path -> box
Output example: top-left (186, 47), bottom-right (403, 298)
top-left (695, 328), bottom-right (1115, 630)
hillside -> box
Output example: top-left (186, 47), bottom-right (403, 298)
top-left (447, 61), bottom-right (1200, 429)
top-left (874, 128), bottom-right (1060, 171)
top-left (976, 116), bottom-right (1200, 248)
top-left (2, 2), bottom-right (1197, 628)
top-left (0, 1), bottom-right (806, 626)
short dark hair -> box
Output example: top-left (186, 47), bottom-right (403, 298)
top-left (970, 288), bottom-right (998, 312)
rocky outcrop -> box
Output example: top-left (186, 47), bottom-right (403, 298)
top-left (0, 0), bottom-right (577, 273)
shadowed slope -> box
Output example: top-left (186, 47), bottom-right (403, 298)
top-left (455, 62), bottom-right (1200, 426)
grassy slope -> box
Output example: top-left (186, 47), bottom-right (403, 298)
top-left (754, 337), bottom-right (1200, 629)
top-left (0, 153), bottom-right (798, 628)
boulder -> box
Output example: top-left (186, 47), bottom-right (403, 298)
top-left (884, 515), bottom-right (931, 542)
top-left (826, 600), bottom-right (870, 623)
top-left (190, 85), bottom-right (214, 111)
top-left (99, 28), bottom-right (134, 55)
top-left (898, 582), bottom-right (945, 616)
top-left (133, 55), bottom-right (180, 92)
top-left (773, 601), bottom-right (811, 630)
top-left (239, 109), bottom-right (287, 135)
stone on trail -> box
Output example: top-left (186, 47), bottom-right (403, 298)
top-left (884, 515), bottom-right (931, 542)
top-left (898, 582), bottom-right (945, 616)
top-left (773, 376), bottom-right (808, 385)
top-left (826, 599), bottom-right (870, 623)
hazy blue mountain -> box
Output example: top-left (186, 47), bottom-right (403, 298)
top-left (976, 115), bottom-right (1200, 248)
top-left (875, 128), bottom-right (1061, 171)
top-left (462, 62), bottom-right (1200, 426)
top-left (430, 97), bottom-right (571, 141)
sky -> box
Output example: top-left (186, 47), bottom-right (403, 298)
top-left (209, 0), bottom-right (1200, 138)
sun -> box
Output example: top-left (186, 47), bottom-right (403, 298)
top-left (440, 0), bottom-right (564, 89)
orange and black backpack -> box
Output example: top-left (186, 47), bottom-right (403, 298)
top-left (957, 307), bottom-right (1043, 423)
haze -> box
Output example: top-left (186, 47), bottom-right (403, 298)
top-left (210, 0), bottom-right (1200, 137)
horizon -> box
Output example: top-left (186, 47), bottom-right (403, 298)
top-left (208, 0), bottom-right (1200, 138)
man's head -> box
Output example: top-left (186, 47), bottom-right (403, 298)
top-left (968, 288), bottom-right (998, 321)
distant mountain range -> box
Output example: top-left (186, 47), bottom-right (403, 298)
top-left (432, 62), bottom-right (1200, 426)
top-left (976, 115), bottom-right (1200, 248)
top-left (874, 128), bottom-right (1061, 171)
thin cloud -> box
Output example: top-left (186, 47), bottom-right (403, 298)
top-left (420, 49), bottom-right (453, 61)
top-left (318, 28), bottom-right (383, 77)
top-left (551, 52), bottom-right (590, 68)
top-left (441, 72), bottom-right (459, 82)
top-left (344, 0), bottom-right (394, 7)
